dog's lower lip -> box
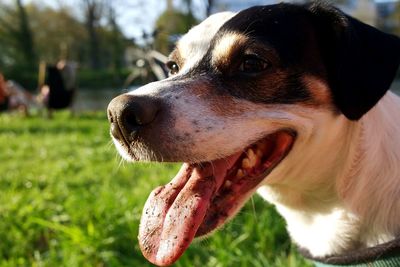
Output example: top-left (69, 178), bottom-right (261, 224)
top-left (138, 130), bottom-right (295, 266)
top-left (196, 130), bottom-right (295, 236)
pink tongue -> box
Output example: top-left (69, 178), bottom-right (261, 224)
top-left (138, 154), bottom-right (240, 266)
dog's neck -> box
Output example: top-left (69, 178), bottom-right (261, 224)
top-left (337, 91), bottom-right (400, 247)
top-left (258, 91), bottom-right (400, 257)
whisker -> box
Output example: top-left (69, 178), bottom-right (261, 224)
top-left (250, 196), bottom-right (258, 223)
top-left (107, 140), bottom-right (114, 149)
top-left (117, 156), bottom-right (125, 170)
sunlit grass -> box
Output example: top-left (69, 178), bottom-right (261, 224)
top-left (0, 111), bottom-right (312, 266)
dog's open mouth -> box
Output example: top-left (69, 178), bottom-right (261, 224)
top-left (138, 130), bottom-right (295, 266)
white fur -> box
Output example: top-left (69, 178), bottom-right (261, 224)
top-left (258, 91), bottom-right (400, 257)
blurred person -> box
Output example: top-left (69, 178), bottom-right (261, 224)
top-left (38, 60), bottom-right (78, 118)
top-left (0, 72), bottom-right (33, 115)
top-left (0, 73), bottom-right (10, 111)
top-left (7, 80), bottom-right (34, 115)
top-left (57, 60), bottom-right (77, 92)
top-left (37, 84), bottom-right (50, 106)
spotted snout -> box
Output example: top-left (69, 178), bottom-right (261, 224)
top-left (107, 94), bottom-right (160, 144)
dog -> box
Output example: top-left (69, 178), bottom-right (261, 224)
top-left (107, 2), bottom-right (400, 266)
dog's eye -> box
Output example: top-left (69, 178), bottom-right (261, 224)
top-left (166, 61), bottom-right (180, 75)
top-left (239, 55), bottom-right (269, 74)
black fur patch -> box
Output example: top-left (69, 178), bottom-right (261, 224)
top-left (183, 2), bottom-right (400, 119)
top-left (307, 2), bottom-right (400, 120)
top-left (193, 4), bottom-right (326, 105)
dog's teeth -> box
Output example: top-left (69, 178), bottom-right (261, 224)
top-left (245, 148), bottom-right (258, 168)
top-left (224, 180), bottom-right (232, 188)
top-left (247, 148), bottom-right (255, 159)
top-left (242, 158), bottom-right (251, 169)
top-left (248, 148), bottom-right (257, 161)
top-left (236, 169), bottom-right (244, 178)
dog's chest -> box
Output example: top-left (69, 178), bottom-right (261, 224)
top-left (257, 186), bottom-right (361, 257)
top-left (278, 205), bottom-right (361, 256)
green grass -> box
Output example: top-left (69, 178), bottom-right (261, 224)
top-left (0, 111), bottom-right (313, 267)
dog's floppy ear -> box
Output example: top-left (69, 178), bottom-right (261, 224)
top-left (307, 3), bottom-right (400, 120)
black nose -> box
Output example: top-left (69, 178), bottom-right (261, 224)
top-left (107, 95), bottom-right (159, 142)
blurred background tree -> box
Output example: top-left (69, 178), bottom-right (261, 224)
top-left (82, 0), bottom-right (103, 70)
top-left (105, 1), bottom-right (126, 72)
top-left (0, 0), bottom-right (37, 72)
top-left (153, 0), bottom-right (197, 54)
top-left (0, 0), bottom-right (132, 89)
top-left (391, 2), bottom-right (400, 36)
top-left (27, 4), bottom-right (86, 64)
top-left (206, 0), bottom-right (215, 16)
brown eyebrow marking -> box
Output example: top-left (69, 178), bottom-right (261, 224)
top-left (212, 32), bottom-right (250, 68)
top-left (169, 48), bottom-right (184, 68)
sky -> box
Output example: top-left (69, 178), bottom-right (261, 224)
top-left (6, 0), bottom-right (400, 44)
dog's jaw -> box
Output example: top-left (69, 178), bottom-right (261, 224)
top-left (256, 106), bottom-right (361, 257)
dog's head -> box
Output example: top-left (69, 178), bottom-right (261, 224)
top-left (107, 3), bottom-right (400, 266)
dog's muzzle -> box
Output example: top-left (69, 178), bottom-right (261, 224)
top-left (107, 94), bottom-right (159, 144)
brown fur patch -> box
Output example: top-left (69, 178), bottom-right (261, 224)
top-left (169, 48), bottom-right (184, 69)
top-left (212, 32), bottom-right (249, 68)
top-left (302, 76), bottom-right (333, 107)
